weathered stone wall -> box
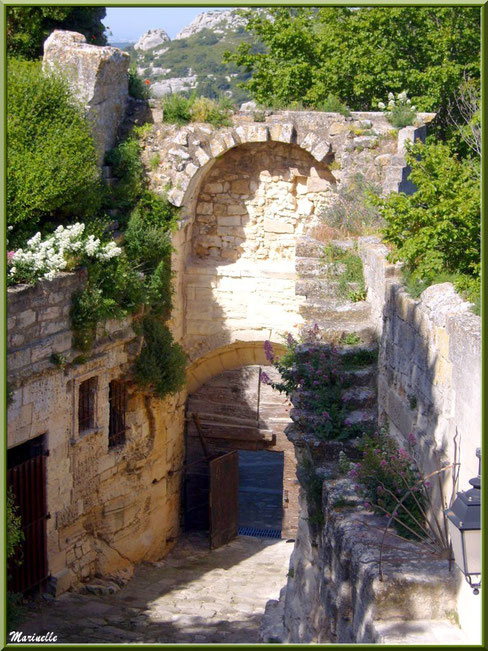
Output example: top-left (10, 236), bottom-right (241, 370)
top-left (274, 469), bottom-right (465, 645)
top-left (7, 273), bottom-right (185, 594)
top-left (358, 238), bottom-right (481, 487)
top-left (43, 31), bottom-right (129, 164)
top-left (192, 142), bottom-right (335, 262)
top-left (358, 237), bottom-right (481, 640)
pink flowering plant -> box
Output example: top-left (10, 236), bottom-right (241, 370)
top-left (351, 428), bottom-right (450, 547)
top-left (263, 329), bottom-right (372, 441)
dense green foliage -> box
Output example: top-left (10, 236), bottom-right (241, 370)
top-left (377, 140), bottom-right (480, 310)
top-left (128, 63), bottom-right (151, 100)
top-left (70, 130), bottom-right (187, 398)
top-left (131, 25), bottom-right (264, 104)
top-left (162, 93), bottom-right (232, 128)
top-left (7, 60), bottom-right (101, 248)
top-left (226, 6), bottom-right (479, 122)
top-left (7, 6), bottom-right (106, 59)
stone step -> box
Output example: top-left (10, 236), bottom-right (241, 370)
top-left (343, 407), bottom-right (376, 429)
top-left (308, 323), bottom-right (377, 345)
top-left (342, 366), bottom-right (377, 388)
top-left (296, 257), bottom-right (346, 278)
top-left (369, 619), bottom-right (467, 645)
top-left (295, 278), bottom-right (362, 300)
top-left (299, 299), bottom-right (371, 324)
top-left (289, 406), bottom-right (376, 434)
top-left (340, 386), bottom-right (376, 409)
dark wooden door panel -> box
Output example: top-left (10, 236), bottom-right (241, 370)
top-left (209, 451), bottom-right (239, 549)
top-left (7, 454), bottom-right (48, 593)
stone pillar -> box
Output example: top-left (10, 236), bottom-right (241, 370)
top-left (43, 30), bottom-right (130, 165)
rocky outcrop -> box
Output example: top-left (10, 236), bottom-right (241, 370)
top-left (174, 9), bottom-right (247, 40)
top-left (134, 28), bottom-right (170, 51)
top-left (43, 31), bottom-right (129, 165)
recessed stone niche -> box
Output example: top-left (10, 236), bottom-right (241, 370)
top-left (193, 142), bottom-right (336, 262)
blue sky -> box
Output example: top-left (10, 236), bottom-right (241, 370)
top-left (103, 7), bottom-right (232, 42)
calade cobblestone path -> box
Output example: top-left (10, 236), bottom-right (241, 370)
top-left (14, 534), bottom-right (294, 644)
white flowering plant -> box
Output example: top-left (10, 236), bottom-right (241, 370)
top-left (377, 91), bottom-right (417, 129)
top-left (7, 223), bottom-right (121, 286)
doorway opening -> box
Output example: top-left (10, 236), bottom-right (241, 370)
top-left (184, 365), bottom-right (298, 547)
top-left (7, 433), bottom-right (49, 594)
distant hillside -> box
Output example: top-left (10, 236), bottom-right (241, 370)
top-left (110, 41), bottom-right (135, 50)
top-left (128, 10), bottom-right (264, 104)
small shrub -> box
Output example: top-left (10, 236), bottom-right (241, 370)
top-left (190, 95), bottom-right (232, 127)
top-left (340, 332), bottom-right (361, 346)
top-left (128, 64), bottom-right (150, 100)
top-left (161, 93), bottom-right (193, 125)
top-left (377, 91), bottom-right (416, 129)
top-left (7, 487), bottom-right (23, 561)
top-left (252, 109), bottom-right (266, 122)
top-left (315, 94), bottom-right (350, 116)
top-left (322, 244), bottom-right (367, 302)
top-left (318, 173), bottom-right (383, 236)
top-left (133, 315), bottom-right (187, 398)
top-left (263, 334), bottom-right (372, 441)
top-left (105, 135), bottom-right (145, 210)
top-left (149, 153), bottom-right (161, 170)
top-left (352, 429), bottom-right (426, 538)
top-left (299, 461), bottom-right (325, 527)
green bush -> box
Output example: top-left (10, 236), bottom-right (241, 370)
top-left (322, 244), bottom-right (367, 302)
top-left (388, 103), bottom-right (416, 129)
top-left (161, 93), bottom-right (193, 125)
top-left (133, 315), bottom-right (187, 398)
top-left (318, 173), bottom-right (383, 236)
top-left (105, 135), bottom-right (145, 211)
top-left (7, 59), bottom-right (101, 248)
top-left (7, 487), bottom-right (23, 561)
top-left (377, 139), bottom-right (480, 307)
top-left (162, 92), bottom-right (233, 127)
top-left (128, 64), bottom-right (150, 100)
top-left (316, 94), bottom-right (350, 117)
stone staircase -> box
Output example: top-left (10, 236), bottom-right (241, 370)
top-left (295, 236), bottom-right (377, 344)
top-left (260, 234), bottom-right (469, 645)
top-left (292, 235), bottom-right (379, 438)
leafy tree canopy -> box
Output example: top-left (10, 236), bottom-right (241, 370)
top-left (7, 6), bottom-right (107, 59)
top-left (226, 6), bottom-right (480, 123)
top-left (376, 139), bottom-right (480, 304)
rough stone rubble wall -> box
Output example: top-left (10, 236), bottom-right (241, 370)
top-left (7, 273), bottom-right (185, 594)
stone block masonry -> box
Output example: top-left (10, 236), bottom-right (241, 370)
top-left (7, 272), bottom-right (186, 594)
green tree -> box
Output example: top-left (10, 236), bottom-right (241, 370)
top-left (226, 6), bottom-right (480, 123)
top-left (7, 6), bottom-right (107, 60)
top-left (7, 59), bottom-right (101, 247)
top-left (377, 139), bottom-right (480, 304)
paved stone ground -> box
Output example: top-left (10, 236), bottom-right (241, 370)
top-left (14, 534), bottom-right (294, 644)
